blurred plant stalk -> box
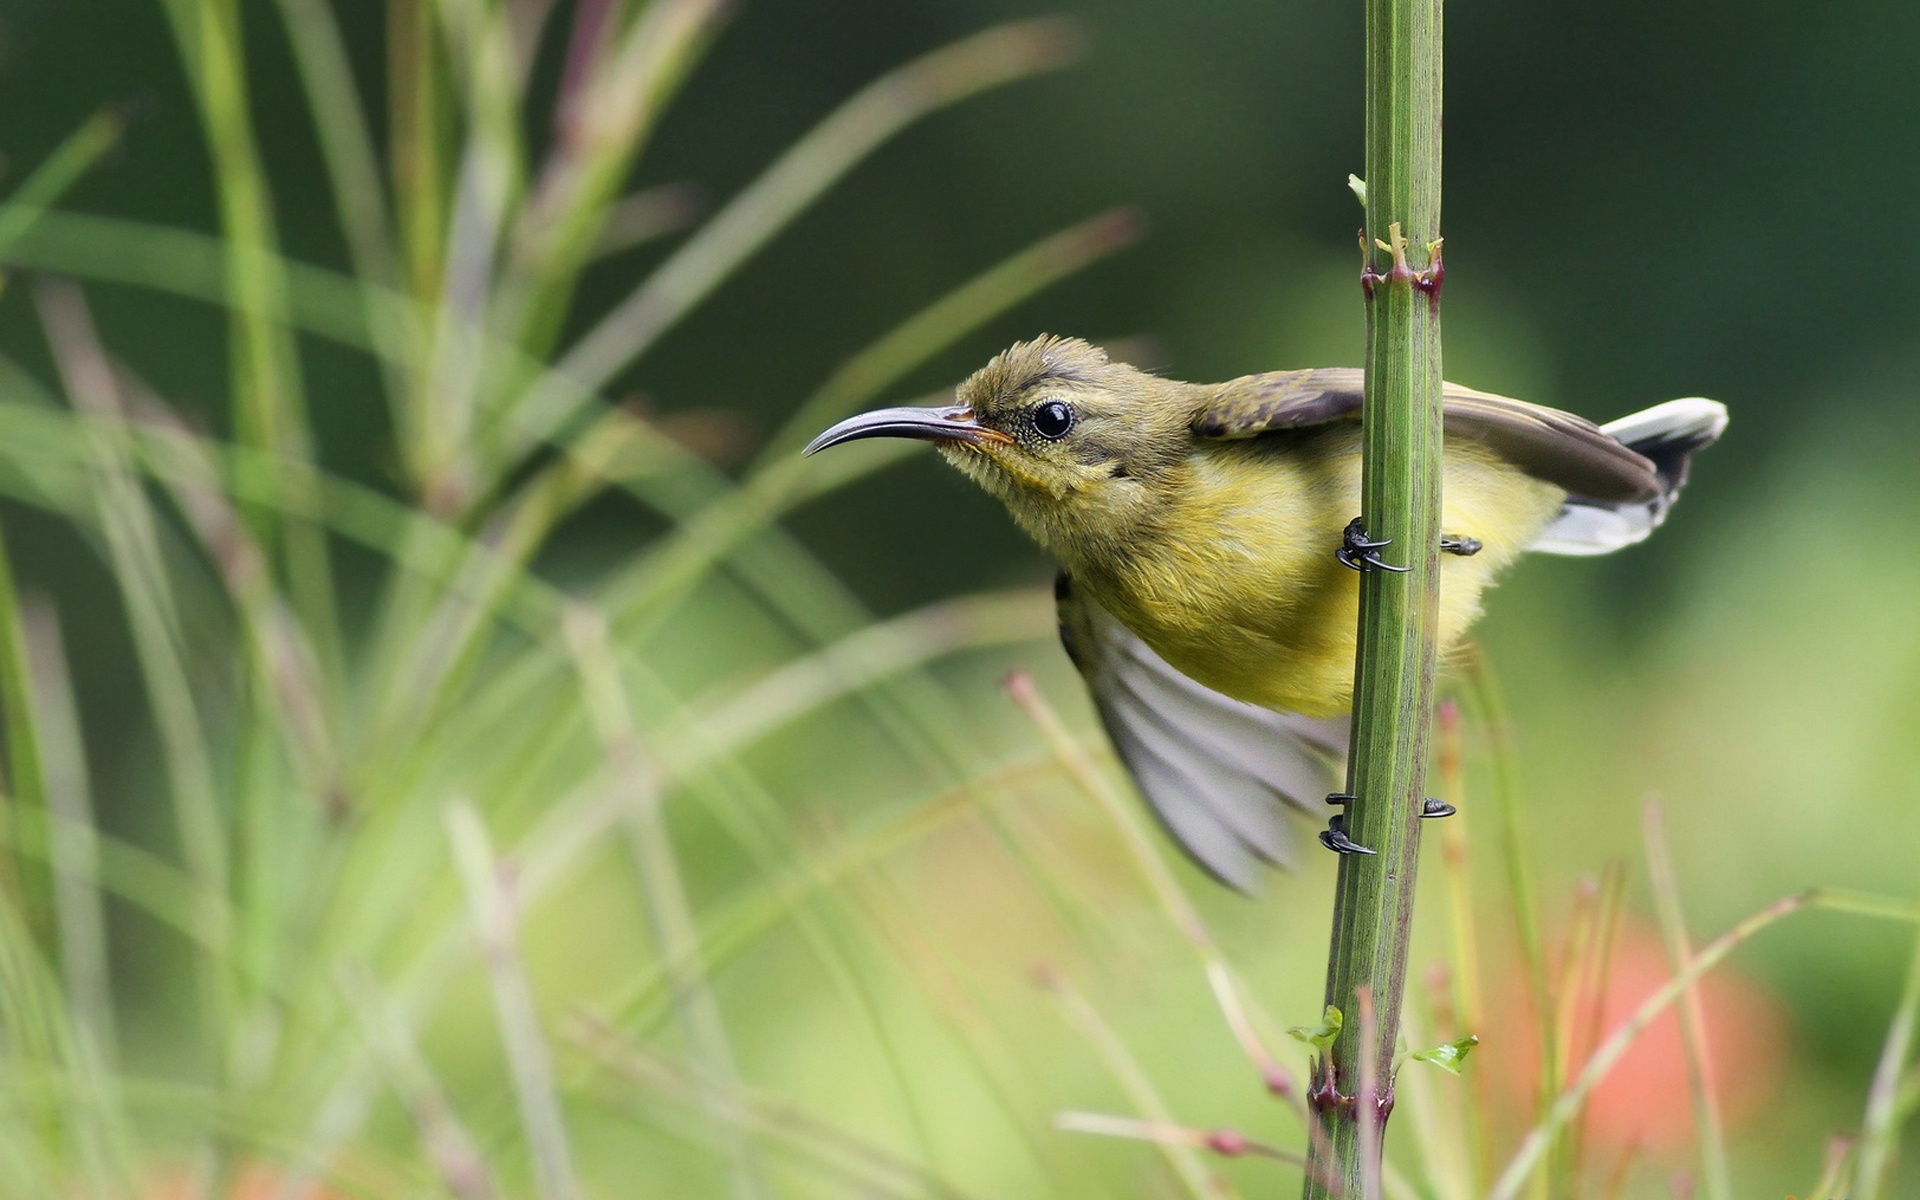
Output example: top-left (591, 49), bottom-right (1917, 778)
top-left (1302, 0), bottom-right (1445, 1194)
top-left (0, 1), bottom-right (1124, 1195)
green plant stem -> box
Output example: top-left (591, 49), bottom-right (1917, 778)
top-left (1853, 886), bottom-right (1920, 1199)
top-left (0, 517), bottom-right (49, 922)
top-left (1041, 970), bottom-right (1233, 1200)
top-left (0, 109), bottom-right (123, 258)
top-left (1302, 0), bottom-right (1443, 1194)
top-left (510, 18), bottom-right (1084, 461)
top-left (1488, 892), bottom-right (1812, 1200)
top-left (34, 284), bottom-right (233, 1054)
top-left (1644, 802), bottom-right (1732, 1200)
top-left (563, 605), bottom-right (769, 1200)
top-left (447, 802), bottom-right (582, 1200)
top-left (158, 0), bottom-right (340, 644)
top-left (388, 0), bottom-right (446, 305)
top-left (1463, 657), bottom-right (1557, 1137)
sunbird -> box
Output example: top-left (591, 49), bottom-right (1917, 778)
top-left (805, 337), bottom-right (1726, 888)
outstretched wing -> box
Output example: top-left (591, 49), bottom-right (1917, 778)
top-left (1056, 574), bottom-right (1347, 891)
top-left (1193, 368), bottom-right (1665, 505)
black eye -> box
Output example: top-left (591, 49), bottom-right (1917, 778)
top-left (1031, 400), bottom-right (1076, 440)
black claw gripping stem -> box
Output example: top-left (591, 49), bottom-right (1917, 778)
top-left (1336, 516), bottom-right (1410, 573)
top-left (1319, 813), bottom-right (1376, 856)
top-left (1321, 790), bottom-right (1454, 855)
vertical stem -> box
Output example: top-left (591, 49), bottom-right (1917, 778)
top-left (1303, 0), bottom-right (1443, 1194)
top-left (0, 517), bottom-right (47, 922)
top-left (1854, 899), bottom-right (1920, 1199)
top-left (391, 0), bottom-right (447, 306)
top-left (159, 0), bottom-right (347, 757)
top-left (1644, 803), bottom-right (1732, 1200)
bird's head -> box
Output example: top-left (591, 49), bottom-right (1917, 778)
top-left (804, 336), bottom-right (1198, 561)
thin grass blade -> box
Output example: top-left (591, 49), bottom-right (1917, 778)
top-left (19, 602), bottom-right (113, 1069)
top-left (447, 800), bottom-right (582, 1200)
top-left (1643, 801), bottom-right (1732, 1200)
top-left (561, 605), bottom-right (769, 1200)
top-left (1851, 881), bottom-right (1920, 1199)
top-left (513, 18), bottom-right (1086, 455)
top-left (1040, 968), bottom-right (1239, 1200)
top-left (34, 283), bottom-right (232, 1054)
top-left (338, 963), bottom-right (498, 1200)
top-left (0, 515), bottom-right (50, 921)
top-left (1488, 892), bottom-right (1813, 1200)
top-left (0, 110), bottom-right (123, 257)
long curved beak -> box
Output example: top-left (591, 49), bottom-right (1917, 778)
top-left (803, 404), bottom-right (1012, 456)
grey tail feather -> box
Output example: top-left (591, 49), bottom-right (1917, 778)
top-left (1531, 397), bottom-right (1727, 557)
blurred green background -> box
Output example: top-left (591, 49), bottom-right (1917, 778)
top-left (1, 1), bottom-right (1917, 1197)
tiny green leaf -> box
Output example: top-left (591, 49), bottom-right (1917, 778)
top-left (1288, 1005), bottom-right (1345, 1051)
top-left (1410, 1035), bottom-right (1480, 1075)
top-left (1348, 174), bottom-right (1368, 207)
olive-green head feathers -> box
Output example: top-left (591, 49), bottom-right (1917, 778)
top-left (806, 335), bottom-right (1198, 563)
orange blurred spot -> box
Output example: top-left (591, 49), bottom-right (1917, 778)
top-left (1484, 919), bottom-right (1789, 1157)
top-left (138, 1164), bottom-right (350, 1200)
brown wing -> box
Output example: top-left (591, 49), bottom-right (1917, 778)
top-left (1192, 367), bottom-right (1664, 505)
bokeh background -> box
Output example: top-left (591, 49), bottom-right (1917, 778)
top-left (1, 1), bottom-right (1917, 1197)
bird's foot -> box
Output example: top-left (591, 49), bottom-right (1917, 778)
top-left (1440, 534), bottom-right (1483, 557)
top-left (1336, 517), bottom-right (1410, 573)
top-left (1325, 791), bottom-right (1355, 807)
top-left (1420, 798), bottom-right (1457, 819)
top-left (1319, 814), bottom-right (1376, 856)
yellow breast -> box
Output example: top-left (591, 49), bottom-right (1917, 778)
top-left (1080, 428), bottom-right (1566, 716)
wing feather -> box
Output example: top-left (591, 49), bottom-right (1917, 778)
top-left (1058, 577), bottom-right (1347, 890)
top-left (1193, 368), bottom-right (1665, 505)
